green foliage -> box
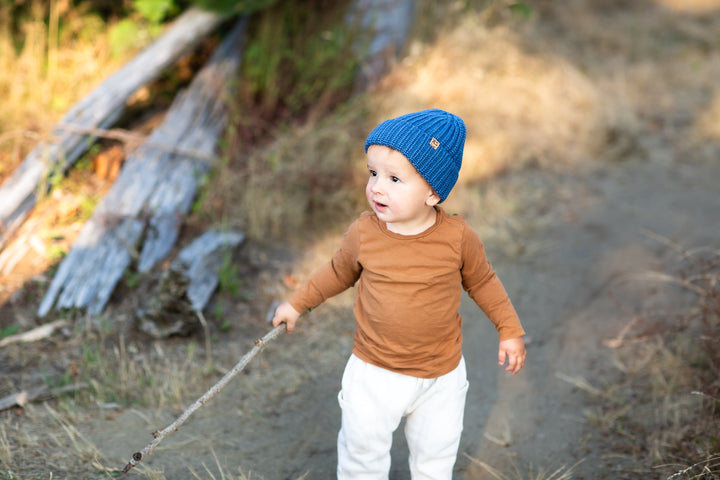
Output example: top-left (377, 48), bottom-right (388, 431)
top-left (185, 341), bottom-right (196, 359)
top-left (134, 0), bottom-right (175, 23)
top-left (123, 269), bottom-right (140, 289)
top-left (213, 302), bottom-right (223, 320)
top-left (218, 251), bottom-right (240, 296)
top-left (47, 245), bottom-right (67, 261)
top-left (289, 27), bottom-right (359, 112)
top-left (238, 0), bottom-right (360, 122)
top-left (78, 196), bottom-right (98, 219)
top-left (508, 2), bottom-right (533, 19)
top-left (82, 343), bottom-right (100, 366)
top-left (190, 0), bottom-right (278, 16)
top-left (108, 0), bottom-right (179, 57)
top-left (0, 326), bottom-right (20, 339)
top-left (107, 0), bottom-right (284, 58)
top-left (75, 144), bottom-right (100, 171)
top-left (108, 18), bottom-right (143, 57)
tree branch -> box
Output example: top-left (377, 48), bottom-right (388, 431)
top-left (121, 323), bottom-right (287, 474)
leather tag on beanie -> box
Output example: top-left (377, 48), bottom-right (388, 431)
top-left (429, 137), bottom-right (440, 149)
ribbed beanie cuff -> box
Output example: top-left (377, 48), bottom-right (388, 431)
top-left (364, 109), bottom-right (466, 202)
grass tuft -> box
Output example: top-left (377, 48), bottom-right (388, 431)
top-left (590, 237), bottom-right (720, 477)
top-left (465, 454), bottom-right (584, 480)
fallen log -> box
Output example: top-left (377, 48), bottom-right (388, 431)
top-left (37, 18), bottom-right (247, 317)
top-left (0, 8), bottom-right (225, 251)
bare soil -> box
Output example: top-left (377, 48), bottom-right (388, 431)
top-left (2, 1), bottom-right (720, 479)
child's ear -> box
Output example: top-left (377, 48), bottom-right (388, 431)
top-left (426, 191), bottom-right (441, 207)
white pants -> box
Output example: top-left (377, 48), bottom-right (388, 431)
top-left (337, 354), bottom-right (469, 480)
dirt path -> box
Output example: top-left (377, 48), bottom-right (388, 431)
top-left (87, 156), bottom-right (719, 480)
top-left (460, 159), bottom-right (720, 479)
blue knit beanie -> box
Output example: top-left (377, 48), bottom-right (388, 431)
top-left (364, 108), bottom-right (466, 202)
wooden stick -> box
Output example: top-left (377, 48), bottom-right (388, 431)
top-left (0, 383), bottom-right (88, 411)
top-left (0, 320), bottom-right (67, 348)
top-left (121, 323), bottom-right (287, 474)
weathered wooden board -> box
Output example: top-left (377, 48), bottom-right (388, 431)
top-left (37, 18), bottom-right (247, 317)
top-left (0, 8), bottom-right (225, 250)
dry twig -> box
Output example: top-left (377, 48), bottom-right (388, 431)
top-left (121, 323), bottom-right (287, 474)
top-left (555, 372), bottom-right (605, 397)
top-left (623, 271), bottom-right (709, 297)
top-left (0, 383), bottom-right (88, 411)
top-left (0, 319), bottom-right (67, 347)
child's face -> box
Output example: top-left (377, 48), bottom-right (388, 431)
top-left (365, 145), bottom-right (440, 234)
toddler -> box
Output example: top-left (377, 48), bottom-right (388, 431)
top-left (272, 108), bottom-right (526, 479)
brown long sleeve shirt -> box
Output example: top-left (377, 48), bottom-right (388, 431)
top-left (289, 207), bottom-right (525, 378)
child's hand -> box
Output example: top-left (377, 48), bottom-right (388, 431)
top-left (272, 301), bottom-right (301, 333)
top-left (498, 336), bottom-right (526, 375)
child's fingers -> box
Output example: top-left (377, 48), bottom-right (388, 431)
top-left (498, 348), bottom-right (519, 374)
top-left (505, 352), bottom-right (520, 374)
top-left (498, 348), bottom-right (508, 367)
top-left (505, 350), bottom-right (526, 375)
top-left (497, 338), bottom-right (527, 375)
top-left (497, 344), bottom-right (516, 367)
top-left (272, 302), bottom-right (300, 333)
top-left (272, 313), bottom-right (294, 332)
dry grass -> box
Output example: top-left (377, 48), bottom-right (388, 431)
top-left (587, 237), bottom-right (720, 478)
top-left (0, 1), bottom-right (134, 183)
top-left (0, 309), bottom-right (233, 478)
top-left (465, 454), bottom-right (584, 480)
top-left (192, 101), bottom-right (370, 244)
top-left (187, 448), bottom-right (310, 480)
top-left (371, 12), bottom-right (604, 182)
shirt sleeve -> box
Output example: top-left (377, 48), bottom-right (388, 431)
top-left (460, 225), bottom-right (526, 340)
top-left (288, 220), bottom-right (363, 313)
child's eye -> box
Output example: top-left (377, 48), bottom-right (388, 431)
top-left (369, 169), bottom-right (377, 176)
top-left (391, 176), bottom-right (400, 183)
